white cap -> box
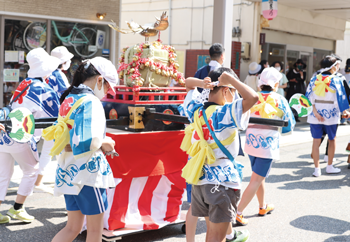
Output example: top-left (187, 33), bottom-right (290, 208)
top-left (27, 48), bottom-right (61, 78)
top-left (89, 57), bottom-right (119, 94)
top-left (51, 46), bottom-right (74, 64)
top-left (258, 67), bottom-right (282, 88)
top-left (248, 62), bottom-right (262, 75)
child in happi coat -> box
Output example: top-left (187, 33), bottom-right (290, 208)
top-left (180, 67), bottom-right (258, 242)
top-left (236, 67), bottom-right (295, 226)
top-left (306, 55), bottom-right (350, 177)
top-left (34, 46), bottom-right (75, 192)
top-left (0, 48), bottom-right (61, 224)
top-left (43, 57), bottom-right (118, 242)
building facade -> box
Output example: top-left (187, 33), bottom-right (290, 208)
top-left (120, 0), bottom-right (348, 83)
top-left (0, 0), bottom-right (121, 107)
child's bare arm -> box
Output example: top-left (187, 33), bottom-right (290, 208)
top-left (185, 77), bottom-right (214, 92)
top-left (219, 72), bottom-right (259, 113)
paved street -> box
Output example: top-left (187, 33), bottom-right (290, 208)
top-left (2, 122), bottom-right (350, 242)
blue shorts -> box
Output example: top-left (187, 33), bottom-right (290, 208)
top-left (64, 185), bottom-right (108, 215)
top-left (186, 183), bottom-right (192, 203)
top-left (310, 124), bottom-right (338, 141)
top-left (249, 155), bottom-right (273, 178)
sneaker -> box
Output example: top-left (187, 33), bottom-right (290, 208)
top-left (34, 185), bottom-right (54, 195)
top-left (326, 165), bottom-right (341, 174)
top-left (324, 155), bottom-right (328, 163)
top-left (7, 206), bottom-right (34, 223)
top-left (258, 204), bottom-right (275, 216)
top-left (313, 168), bottom-right (321, 177)
top-left (236, 214), bottom-right (248, 226)
top-left (0, 213), bottom-right (10, 224)
top-left (226, 230), bottom-right (250, 242)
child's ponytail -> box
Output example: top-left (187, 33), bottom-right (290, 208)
top-left (60, 60), bottom-right (101, 104)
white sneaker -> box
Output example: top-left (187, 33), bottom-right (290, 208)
top-left (34, 185), bottom-right (54, 195)
top-left (313, 168), bottom-right (321, 177)
top-left (324, 155), bottom-right (328, 162)
top-left (326, 165), bottom-right (341, 174)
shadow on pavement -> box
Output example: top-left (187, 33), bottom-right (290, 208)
top-left (290, 215), bottom-right (349, 235)
top-left (0, 206), bottom-right (68, 242)
top-left (297, 153), bottom-right (346, 160)
top-left (324, 235), bottom-right (350, 242)
top-left (279, 175), bottom-right (349, 190)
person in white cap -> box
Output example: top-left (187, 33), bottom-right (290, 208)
top-left (306, 55), bottom-right (350, 177)
top-left (0, 48), bottom-right (61, 224)
top-left (47, 46), bottom-right (74, 96)
top-left (243, 62), bottom-right (262, 92)
top-left (236, 67), bottom-right (295, 226)
top-left (42, 57), bottom-right (118, 242)
top-left (33, 47), bottom-right (74, 192)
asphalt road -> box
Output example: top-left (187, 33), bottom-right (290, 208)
top-left (2, 126), bottom-right (350, 242)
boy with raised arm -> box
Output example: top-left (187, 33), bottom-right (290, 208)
top-left (180, 67), bottom-right (258, 242)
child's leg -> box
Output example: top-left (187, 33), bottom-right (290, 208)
top-left (327, 138), bottom-right (336, 166)
top-left (256, 179), bottom-right (266, 208)
top-left (52, 210), bottom-right (85, 242)
top-left (35, 139), bottom-right (54, 186)
top-left (205, 218), bottom-right (230, 242)
top-left (0, 153), bottom-right (15, 205)
top-left (86, 213), bottom-right (104, 242)
top-left (186, 205), bottom-right (198, 242)
top-left (312, 139), bottom-right (321, 168)
top-left (237, 172), bottom-right (265, 213)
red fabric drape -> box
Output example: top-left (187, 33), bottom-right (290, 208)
top-left (107, 131), bottom-right (187, 178)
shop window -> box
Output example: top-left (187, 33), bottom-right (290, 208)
top-left (2, 19), bottom-right (111, 106)
top-left (50, 20), bottom-right (111, 83)
top-left (286, 50), bottom-right (299, 75)
top-left (3, 19), bottom-right (45, 106)
top-left (261, 43), bottom-right (286, 72)
top-left (313, 49), bottom-right (332, 74)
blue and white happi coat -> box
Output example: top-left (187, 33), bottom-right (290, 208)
top-left (306, 74), bottom-right (350, 125)
top-left (46, 69), bottom-right (70, 98)
top-left (0, 78), bottom-right (60, 160)
top-left (244, 91), bottom-right (295, 160)
top-left (54, 84), bottom-right (115, 196)
top-left (178, 89), bottom-right (250, 189)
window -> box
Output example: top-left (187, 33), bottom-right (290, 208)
top-left (3, 19), bottom-right (46, 105)
top-left (50, 20), bottom-right (111, 83)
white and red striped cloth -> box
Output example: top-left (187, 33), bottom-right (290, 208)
top-left (104, 171), bottom-right (186, 231)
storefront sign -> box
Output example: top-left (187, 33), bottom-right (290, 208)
top-left (5, 51), bottom-right (19, 62)
top-left (96, 30), bottom-right (106, 49)
top-left (259, 33), bottom-right (266, 45)
top-left (4, 69), bottom-right (20, 82)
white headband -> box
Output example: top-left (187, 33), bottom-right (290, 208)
top-left (319, 60), bottom-right (341, 73)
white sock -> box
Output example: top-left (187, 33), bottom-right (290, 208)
top-left (327, 165), bottom-right (333, 168)
top-left (237, 211), bottom-right (242, 215)
top-left (315, 167), bottom-right (320, 171)
top-left (226, 231), bottom-right (235, 240)
top-left (260, 204), bottom-right (267, 209)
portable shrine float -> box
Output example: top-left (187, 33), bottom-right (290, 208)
top-left (102, 12), bottom-right (189, 241)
